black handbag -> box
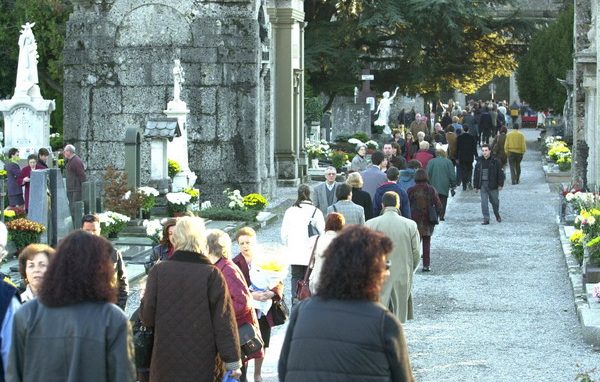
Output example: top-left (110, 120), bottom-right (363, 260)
top-left (131, 313), bottom-right (154, 369)
top-left (307, 207), bottom-right (319, 237)
top-left (428, 187), bottom-right (439, 225)
top-left (270, 299), bottom-right (289, 326)
top-left (238, 323), bottom-right (263, 359)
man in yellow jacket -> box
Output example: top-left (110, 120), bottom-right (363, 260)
top-left (504, 123), bottom-right (526, 184)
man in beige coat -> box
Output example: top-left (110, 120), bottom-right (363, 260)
top-left (365, 192), bottom-right (421, 323)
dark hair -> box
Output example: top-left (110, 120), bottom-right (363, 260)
top-left (39, 231), bottom-right (116, 307)
top-left (18, 244), bottom-right (56, 283)
top-left (446, 125), bottom-right (455, 133)
top-left (293, 184), bottom-right (311, 207)
top-left (481, 143), bottom-right (491, 150)
top-left (325, 212), bottom-right (345, 232)
top-left (500, 126), bottom-right (507, 134)
top-left (390, 142), bottom-right (401, 153)
top-left (386, 166), bottom-right (400, 181)
top-left (317, 226), bottom-right (392, 301)
top-left (7, 148), bottom-right (18, 158)
top-left (389, 156), bottom-right (406, 170)
top-left (160, 218), bottom-right (178, 246)
top-left (81, 214), bottom-right (100, 224)
top-left (26, 154), bottom-right (37, 161)
top-left (407, 160), bottom-right (422, 169)
top-left (335, 183), bottom-right (352, 200)
top-left (371, 151), bottom-right (385, 166)
top-left (382, 191), bottom-right (400, 208)
top-left (38, 148), bottom-right (50, 157)
top-left (463, 125), bottom-right (470, 132)
top-left (513, 123), bottom-right (520, 129)
top-left (414, 168), bottom-right (429, 183)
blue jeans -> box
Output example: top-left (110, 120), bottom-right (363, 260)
top-left (480, 180), bottom-right (500, 221)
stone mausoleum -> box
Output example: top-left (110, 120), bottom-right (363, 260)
top-left (63, 0), bottom-right (306, 199)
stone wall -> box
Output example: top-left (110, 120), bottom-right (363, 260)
top-left (64, 0), bottom-right (276, 201)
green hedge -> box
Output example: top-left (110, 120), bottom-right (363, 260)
top-left (198, 207), bottom-right (258, 222)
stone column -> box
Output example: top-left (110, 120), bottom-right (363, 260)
top-left (267, 3), bottom-right (305, 186)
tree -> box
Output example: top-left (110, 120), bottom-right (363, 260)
top-left (305, 0), bottom-right (533, 108)
top-left (516, 6), bottom-right (573, 112)
top-left (0, 0), bottom-right (72, 132)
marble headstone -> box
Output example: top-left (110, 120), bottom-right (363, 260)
top-left (48, 169), bottom-right (73, 245)
top-left (27, 169), bottom-right (49, 244)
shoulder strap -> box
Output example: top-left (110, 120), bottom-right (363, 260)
top-left (333, 204), bottom-right (337, 212)
top-left (311, 207), bottom-right (317, 218)
top-left (304, 236), bottom-right (321, 278)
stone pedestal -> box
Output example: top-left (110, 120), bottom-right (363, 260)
top-left (165, 101), bottom-right (196, 191)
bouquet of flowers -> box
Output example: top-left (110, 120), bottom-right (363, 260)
top-left (143, 219), bottom-right (163, 245)
top-left (166, 192), bottom-right (191, 215)
top-left (575, 208), bottom-right (600, 239)
top-left (168, 159), bottom-right (181, 178)
top-left (183, 187), bottom-right (200, 204)
top-left (569, 229), bottom-right (585, 265)
top-left (138, 186), bottom-right (160, 213)
top-left (547, 140), bottom-right (570, 162)
top-left (586, 236), bottom-right (600, 264)
top-left (224, 188), bottom-right (245, 210)
top-left (305, 139), bottom-right (331, 160)
top-left (248, 257), bottom-right (288, 315)
top-left (6, 218), bottom-right (46, 251)
top-left (97, 211), bottom-right (130, 238)
top-left (242, 193), bottom-right (268, 211)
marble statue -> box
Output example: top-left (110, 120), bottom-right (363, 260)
top-left (374, 87), bottom-right (399, 134)
top-left (15, 22), bottom-right (39, 94)
top-left (172, 59), bottom-right (185, 102)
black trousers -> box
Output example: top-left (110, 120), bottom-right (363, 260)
top-left (459, 162), bottom-right (473, 189)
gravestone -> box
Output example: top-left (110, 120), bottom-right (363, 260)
top-left (125, 126), bottom-right (142, 190)
top-left (48, 169), bottom-right (73, 246)
top-left (27, 170), bottom-right (49, 243)
top-left (0, 22), bottom-right (54, 157)
top-left (321, 112), bottom-right (332, 142)
top-left (331, 97), bottom-right (371, 140)
top-left (81, 180), bottom-right (102, 214)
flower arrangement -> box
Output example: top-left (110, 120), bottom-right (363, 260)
top-left (569, 229), bottom-right (585, 265)
top-left (143, 219), bottom-right (163, 245)
top-left (365, 140), bottom-right (379, 150)
top-left (546, 139), bottom-right (570, 162)
top-left (556, 152), bottom-right (572, 171)
top-left (3, 210), bottom-right (16, 222)
top-left (242, 193), bottom-right (268, 211)
top-left (224, 188), bottom-right (245, 210)
top-left (305, 139), bottom-right (331, 160)
top-left (6, 218), bottom-right (46, 251)
top-left (166, 192), bottom-right (191, 215)
top-left (575, 208), bottom-right (600, 239)
top-left (566, 191), bottom-right (600, 215)
top-left (183, 187), bottom-right (200, 204)
top-left (329, 150), bottom-right (349, 170)
top-left (0, 169), bottom-right (6, 179)
top-left (586, 236), bottom-right (600, 264)
top-left (138, 186), bottom-right (160, 214)
top-left (97, 211), bottom-right (130, 238)
top-left (168, 159), bottom-right (182, 179)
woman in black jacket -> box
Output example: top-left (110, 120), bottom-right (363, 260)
top-left (346, 172), bottom-right (374, 220)
top-left (278, 225), bottom-right (414, 382)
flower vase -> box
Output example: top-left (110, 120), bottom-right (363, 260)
top-left (311, 159), bottom-right (320, 169)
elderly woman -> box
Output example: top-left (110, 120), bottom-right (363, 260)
top-left (279, 225), bottom-right (414, 381)
top-left (147, 218), bottom-right (177, 270)
top-left (346, 172), bottom-right (373, 220)
top-left (413, 141), bottom-right (434, 169)
top-left (140, 216), bottom-right (242, 381)
top-left (350, 143), bottom-right (368, 172)
top-left (207, 229), bottom-right (262, 382)
top-left (233, 226), bottom-right (283, 382)
top-left (8, 231), bottom-right (136, 381)
top-left (308, 212), bottom-right (345, 294)
top-left (408, 169), bottom-right (442, 272)
top-left (18, 243), bottom-right (55, 303)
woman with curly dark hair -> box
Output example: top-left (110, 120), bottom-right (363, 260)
top-left (279, 225), bottom-right (414, 382)
top-left (7, 230), bottom-right (136, 381)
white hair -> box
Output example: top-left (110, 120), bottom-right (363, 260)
top-left (64, 144), bottom-right (76, 153)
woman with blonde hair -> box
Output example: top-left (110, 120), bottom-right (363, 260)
top-left (140, 216), bottom-right (242, 381)
top-left (18, 243), bottom-right (55, 303)
top-left (346, 172), bottom-right (373, 220)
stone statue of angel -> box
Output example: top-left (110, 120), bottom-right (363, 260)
top-left (374, 87), bottom-right (399, 134)
top-left (15, 22), bottom-right (39, 92)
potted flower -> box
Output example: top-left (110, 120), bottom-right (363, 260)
top-left (168, 159), bottom-right (181, 179)
top-left (224, 188), bottom-right (245, 210)
top-left (138, 186), bottom-right (159, 219)
top-left (556, 153), bottom-right (572, 172)
top-left (97, 211), bottom-right (131, 239)
top-left (305, 139), bottom-right (330, 169)
top-left (242, 193), bottom-right (268, 211)
top-left (183, 188), bottom-right (200, 210)
top-left (166, 192), bottom-right (191, 216)
top-left (6, 218), bottom-right (46, 253)
top-left (143, 219), bottom-right (163, 245)
top-left (329, 150), bottom-right (349, 172)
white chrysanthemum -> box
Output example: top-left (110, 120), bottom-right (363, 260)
top-left (138, 186), bottom-right (159, 197)
top-left (166, 192), bottom-right (192, 205)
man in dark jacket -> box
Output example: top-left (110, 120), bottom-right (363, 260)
top-left (64, 144), bottom-right (87, 222)
top-left (478, 106), bottom-right (494, 145)
top-left (456, 126), bottom-right (478, 190)
top-left (473, 144), bottom-right (505, 225)
top-left (372, 167), bottom-right (411, 219)
top-left (81, 214), bottom-right (129, 309)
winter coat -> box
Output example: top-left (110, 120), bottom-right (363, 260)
top-left (473, 156), bottom-right (505, 190)
top-left (4, 162), bottom-right (23, 203)
top-left (407, 183), bottom-right (442, 237)
top-left (350, 155), bottom-right (368, 172)
top-left (313, 182), bottom-right (341, 217)
top-left (65, 154), bottom-right (86, 203)
top-left (327, 200), bottom-right (365, 225)
top-left (278, 297), bottom-right (414, 382)
top-left (351, 187), bottom-right (374, 221)
top-left (17, 164), bottom-right (44, 209)
top-left (366, 208), bottom-right (421, 323)
top-left (445, 132), bottom-right (458, 160)
top-left (8, 300), bottom-right (136, 382)
top-left (491, 133), bottom-right (507, 166)
top-left (456, 133), bottom-right (477, 164)
top-left (413, 150), bottom-right (434, 169)
top-left (360, 165), bottom-right (388, 199)
top-left (399, 169), bottom-right (416, 191)
top-left (280, 201), bottom-right (325, 266)
top-left (427, 156), bottom-right (457, 197)
top-left (372, 182), bottom-right (411, 219)
top-left (140, 250), bottom-right (241, 382)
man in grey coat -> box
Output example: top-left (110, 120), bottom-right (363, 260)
top-left (313, 166), bottom-right (341, 216)
top-left (365, 192), bottom-right (421, 323)
top-left (360, 151), bottom-right (388, 199)
top-left (327, 183), bottom-right (365, 225)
